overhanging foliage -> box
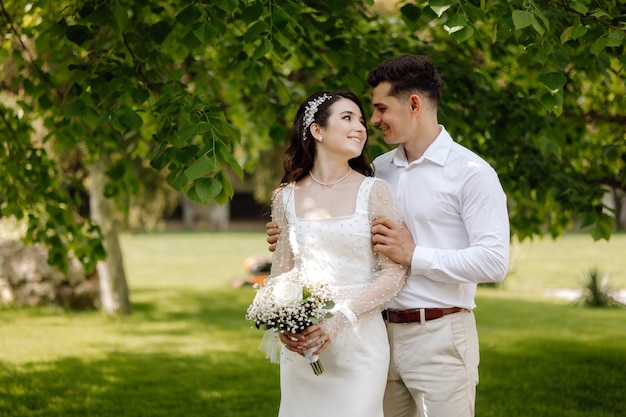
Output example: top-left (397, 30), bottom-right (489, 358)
top-left (1, 0), bottom-right (624, 274)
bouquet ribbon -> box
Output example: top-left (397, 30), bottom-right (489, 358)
top-left (303, 345), bottom-right (324, 375)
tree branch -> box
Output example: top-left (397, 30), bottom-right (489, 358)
top-left (547, 0), bottom-right (624, 30)
top-left (121, 31), bottom-right (154, 90)
top-left (584, 110), bottom-right (626, 125)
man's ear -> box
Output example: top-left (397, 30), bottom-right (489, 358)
top-left (409, 94), bottom-right (422, 113)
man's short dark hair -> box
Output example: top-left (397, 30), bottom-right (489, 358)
top-left (367, 54), bottom-right (441, 106)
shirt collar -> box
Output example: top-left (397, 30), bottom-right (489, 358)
top-left (392, 125), bottom-right (452, 167)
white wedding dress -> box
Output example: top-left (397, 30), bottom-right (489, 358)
top-left (267, 177), bottom-right (407, 417)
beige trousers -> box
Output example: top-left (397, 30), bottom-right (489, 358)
top-left (383, 310), bottom-right (480, 417)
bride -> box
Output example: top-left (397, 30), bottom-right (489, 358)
top-left (257, 90), bottom-right (407, 417)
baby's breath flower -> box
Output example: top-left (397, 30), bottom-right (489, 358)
top-left (246, 269), bottom-right (335, 375)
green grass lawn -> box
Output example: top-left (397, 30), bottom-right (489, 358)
top-left (1, 231), bottom-right (625, 416)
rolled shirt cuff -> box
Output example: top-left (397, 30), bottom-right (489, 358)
top-left (411, 246), bottom-right (436, 274)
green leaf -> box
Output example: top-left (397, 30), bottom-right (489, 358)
top-left (512, 10), bottom-right (534, 30)
top-left (241, 2), bottom-right (264, 23)
top-left (113, 4), bottom-right (129, 31)
top-left (48, 245), bottom-right (68, 274)
top-left (192, 178), bottom-right (222, 203)
top-left (169, 147), bottom-right (200, 166)
top-left (104, 182), bottom-right (119, 198)
top-left (400, 4), bottom-right (421, 22)
top-left (110, 114), bottom-right (125, 133)
top-left (149, 21), bottom-right (171, 44)
top-left (22, 79), bottom-right (35, 95)
top-left (560, 26), bottom-right (574, 44)
top-left (130, 87), bottom-right (150, 104)
top-left (243, 64), bottom-right (261, 84)
top-left (570, 1), bottom-right (589, 14)
top-left (561, 25), bottom-right (589, 44)
top-left (77, 4), bottom-right (94, 19)
top-left (591, 214), bottom-right (614, 241)
top-left (64, 99), bottom-right (87, 117)
top-left (218, 146), bottom-right (243, 179)
top-left (38, 95), bottom-right (53, 110)
top-left (182, 30), bottom-right (202, 50)
top-left (538, 72), bottom-right (567, 91)
top-left (571, 26), bottom-right (588, 40)
top-left (450, 24), bottom-right (474, 43)
top-left (252, 39), bottom-right (273, 60)
top-left (429, 0), bottom-right (457, 17)
top-left (591, 9), bottom-right (611, 19)
top-left (244, 21), bottom-right (269, 43)
top-left (90, 239), bottom-right (107, 263)
top-left (528, 44), bottom-right (549, 64)
top-left (531, 16), bottom-right (545, 35)
top-left (117, 107), bottom-right (143, 130)
top-left (606, 30), bottom-right (625, 47)
top-left (560, 25), bottom-right (588, 43)
top-left (215, 171), bottom-right (234, 203)
top-left (577, 211), bottom-right (595, 228)
top-left (193, 22), bottom-right (218, 43)
top-left (178, 122), bottom-right (212, 143)
top-left (149, 144), bottom-right (170, 170)
top-left (176, 5), bottom-right (201, 25)
top-left (539, 91), bottom-right (563, 112)
top-left (590, 36), bottom-right (607, 56)
top-left (210, 116), bottom-right (241, 142)
top-left (532, 6), bottom-right (550, 33)
top-left (65, 25), bottom-right (91, 46)
top-left (85, 5), bottom-right (115, 26)
top-left (444, 13), bottom-right (468, 35)
top-left (549, 50), bottom-right (570, 70)
top-left (537, 136), bottom-right (561, 159)
top-left (107, 160), bottom-right (126, 180)
top-left (461, 2), bottom-right (487, 22)
top-left (184, 154), bottom-right (216, 181)
top-left (216, 0), bottom-right (238, 14)
top-left (166, 168), bottom-right (189, 191)
top-left (46, 205), bottom-right (68, 223)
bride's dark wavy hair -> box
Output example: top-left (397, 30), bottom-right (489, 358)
top-left (280, 90), bottom-right (374, 184)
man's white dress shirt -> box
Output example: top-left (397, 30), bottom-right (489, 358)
top-left (374, 125), bottom-right (510, 310)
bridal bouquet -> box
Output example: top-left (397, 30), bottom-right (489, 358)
top-left (246, 269), bottom-right (334, 375)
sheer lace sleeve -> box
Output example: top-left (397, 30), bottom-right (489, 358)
top-left (328, 179), bottom-right (407, 326)
top-left (256, 185), bottom-right (295, 363)
top-left (268, 185), bottom-right (294, 277)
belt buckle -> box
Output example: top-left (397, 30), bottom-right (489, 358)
top-left (417, 308), bottom-right (426, 324)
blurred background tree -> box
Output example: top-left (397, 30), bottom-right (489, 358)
top-left (1, 0), bottom-right (624, 313)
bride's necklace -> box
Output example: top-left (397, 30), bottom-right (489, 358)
top-left (309, 168), bottom-right (352, 188)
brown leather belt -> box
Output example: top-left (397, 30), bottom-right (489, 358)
top-left (382, 307), bottom-right (464, 324)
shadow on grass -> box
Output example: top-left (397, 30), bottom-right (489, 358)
top-left (478, 339), bottom-right (625, 417)
top-left (123, 286), bottom-right (258, 338)
top-left (4, 291), bottom-right (623, 417)
top-left (0, 286), bottom-right (278, 417)
top-left (0, 349), bottom-right (279, 417)
top-left (475, 296), bottom-right (626, 417)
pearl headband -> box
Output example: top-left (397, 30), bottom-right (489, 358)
top-left (302, 93), bottom-right (333, 141)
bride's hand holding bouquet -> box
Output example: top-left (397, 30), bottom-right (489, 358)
top-left (246, 269), bottom-right (335, 375)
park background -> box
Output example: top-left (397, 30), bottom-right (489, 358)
top-left (1, 0), bottom-right (625, 416)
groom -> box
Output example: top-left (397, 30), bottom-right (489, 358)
top-left (267, 54), bottom-right (510, 417)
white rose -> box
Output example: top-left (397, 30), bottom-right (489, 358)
top-left (273, 280), bottom-right (303, 307)
top-left (252, 286), bottom-right (267, 303)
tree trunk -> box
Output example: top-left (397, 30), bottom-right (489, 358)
top-left (89, 154), bottom-right (132, 315)
top-left (612, 187), bottom-right (625, 231)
